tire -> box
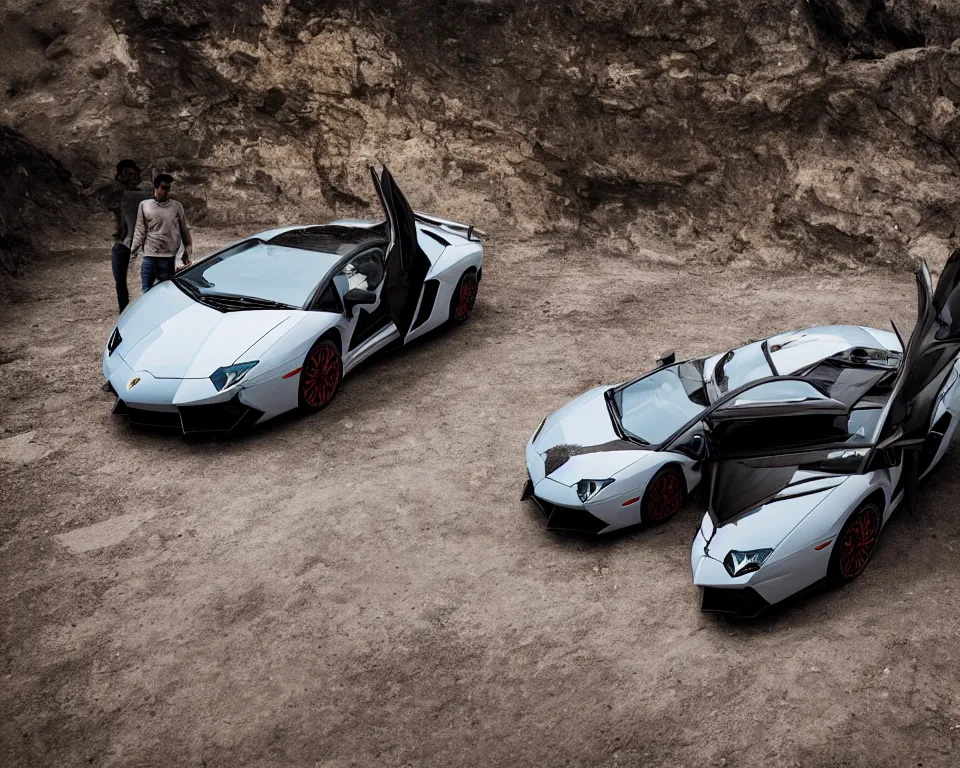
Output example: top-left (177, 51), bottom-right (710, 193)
top-left (449, 270), bottom-right (479, 324)
top-left (828, 501), bottom-right (882, 584)
top-left (298, 340), bottom-right (342, 411)
top-left (640, 466), bottom-right (686, 525)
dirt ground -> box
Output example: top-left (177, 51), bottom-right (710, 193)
top-left (2, 234), bottom-right (960, 767)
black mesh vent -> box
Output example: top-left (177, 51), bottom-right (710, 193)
top-left (527, 496), bottom-right (607, 534)
top-left (700, 587), bottom-right (770, 618)
top-left (411, 280), bottom-right (440, 331)
top-left (178, 396), bottom-right (263, 434)
top-left (547, 505), bottom-right (608, 534)
top-left (267, 224), bottom-right (386, 254)
top-left (125, 406), bottom-right (182, 430)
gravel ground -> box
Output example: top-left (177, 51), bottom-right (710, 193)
top-left (2, 235), bottom-right (959, 767)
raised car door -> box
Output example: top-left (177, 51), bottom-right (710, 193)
top-left (370, 166), bottom-right (432, 340)
top-left (328, 246), bottom-right (396, 371)
top-left (702, 379), bottom-right (855, 525)
top-left (877, 250), bottom-right (960, 447)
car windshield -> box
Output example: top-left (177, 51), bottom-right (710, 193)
top-left (176, 240), bottom-right (340, 308)
top-left (708, 341), bottom-right (775, 399)
top-left (613, 360), bottom-right (709, 445)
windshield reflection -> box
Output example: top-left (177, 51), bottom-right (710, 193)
top-left (614, 360), bottom-right (709, 445)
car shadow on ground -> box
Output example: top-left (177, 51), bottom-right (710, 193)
top-left (520, 454), bottom-right (960, 628)
top-left (520, 495), bottom-right (705, 552)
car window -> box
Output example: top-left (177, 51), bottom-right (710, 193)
top-left (712, 414), bottom-right (852, 456)
top-left (709, 341), bottom-right (774, 397)
top-left (313, 282), bottom-right (343, 314)
top-left (846, 406), bottom-right (883, 445)
top-left (332, 248), bottom-right (385, 297)
top-left (728, 380), bottom-right (829, 407)
top-left (614, 361), bottom-right (708, 445)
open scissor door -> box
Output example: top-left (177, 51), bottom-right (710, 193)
top-left (370, 166), bottom-right (433, 338)
top-left (703, 379), bottom-right (856, 525)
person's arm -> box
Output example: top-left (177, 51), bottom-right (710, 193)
top-left (130, 201), bottom-right (147, 258)
top-left (117, 191), bottom-right (133, 245)
top-left (105, 185), bottom-right (123, 241)
top-left (178, 203), bottom-right (193, 266)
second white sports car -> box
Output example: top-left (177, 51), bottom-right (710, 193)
top-left (691, 254), bottom-right (960, 615)
top-left (103, 167), bottom-right (484, 434)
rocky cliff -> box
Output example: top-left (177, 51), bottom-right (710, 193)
top-left (5, 0), bottom-right (960, 270)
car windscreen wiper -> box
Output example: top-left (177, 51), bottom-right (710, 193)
top-left (173, 277), bottom-right (201, 299)
top-left (197, 293), bottom-right (298, 310)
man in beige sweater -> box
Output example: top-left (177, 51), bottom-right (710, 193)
top-left (131, 173), bottom-right (194, 292)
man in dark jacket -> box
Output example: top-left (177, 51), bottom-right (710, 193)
top-left (105, 160), bottom-right (153, 312)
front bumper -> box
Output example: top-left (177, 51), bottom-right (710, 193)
top-left (114, 394), bottom-right (263, 435)
top-left (699, 586), bottom-right (770, 618)
top-left (105, 350), bottom-right (269, 436)
top-left (524, 436), bottom-right (608, 533)
top-left (521, 475), bottom-right (609, 534)
top-left (691, 529), bottom-right (772, 617)
top-left (522, 479), bottom-right (608, 534)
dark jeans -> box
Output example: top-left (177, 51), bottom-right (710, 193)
top-left (141, 256), bottom-right (175, 293)
top-left (111, 243), bottom-right (131, 312)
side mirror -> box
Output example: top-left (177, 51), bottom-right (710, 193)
top-left (657, 349), bottom-right (676, 367)
top-left (342, 288), bottom-right (377, 319)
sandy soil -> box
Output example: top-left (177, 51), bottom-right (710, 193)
top-left (2, 235), bottom-right (959, 767)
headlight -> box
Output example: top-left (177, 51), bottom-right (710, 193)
top-left (210, 361), bottom-right (259, 391)
top-left (532, 417), bottom-right (547, 442)
top-left (577, 478), bottom-right (614, 503)
top-left (723, 549), bottom-right (774, 578)
top-left (107, 327), bottom-right (122, 356)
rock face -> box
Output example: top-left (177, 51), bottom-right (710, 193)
top-left (4, 0), bottom-right (960, 268)
top-left (0, 128), bottom-right (78, 281)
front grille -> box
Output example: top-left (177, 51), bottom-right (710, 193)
top-left (123, 404), bottom-right (183, 430)
top-left (527, 495), bottom-right (607, 534)
top-left (179, 395), bottom-right (263, 435)
top-left (700, 587), bottom-right (770, 618)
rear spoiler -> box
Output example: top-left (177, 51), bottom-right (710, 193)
top-left (414, 210), bottom-right (487, 242)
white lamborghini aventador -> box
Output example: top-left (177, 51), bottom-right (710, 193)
top-left (103, 167), bottom-right (484, 435)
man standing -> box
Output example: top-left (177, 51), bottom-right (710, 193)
top-left (106, 160), bottom-right (152, 312)
top-left (131, 173), bottom-right (194, 291)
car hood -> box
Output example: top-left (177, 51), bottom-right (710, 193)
top-left (699, 472), bottom-right (845, 558)
top-left (533, 386), bottom-right (651, 485)
top-left (116, 281), bottom-right (298, 379)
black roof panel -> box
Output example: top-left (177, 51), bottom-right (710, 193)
top-left (267, 224), bottom-right (387, 255)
